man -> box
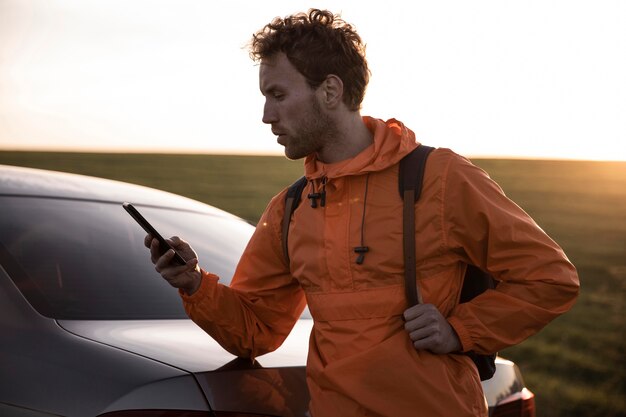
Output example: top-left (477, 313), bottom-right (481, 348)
top-left (146, 9), bottom-right (579, 417)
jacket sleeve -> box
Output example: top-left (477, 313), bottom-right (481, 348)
top-left (179, 190), bottom-right (306, 359)
top-left (442, 152), bottom-right (580, 354)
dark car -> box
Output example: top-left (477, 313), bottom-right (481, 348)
top-left (0, 164), bottom-right (535, 416)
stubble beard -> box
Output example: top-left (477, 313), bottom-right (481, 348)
top-left (284, 97), bottom-right (338, 161)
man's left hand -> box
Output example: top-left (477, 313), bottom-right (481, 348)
top-left (403, 304), bottom-right (462, 354)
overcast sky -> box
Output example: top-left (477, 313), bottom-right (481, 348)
top-left (1, 0), bottom-right (625, 160)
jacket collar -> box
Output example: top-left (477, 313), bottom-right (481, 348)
top-left (304, 116), bottom-right (419, 180)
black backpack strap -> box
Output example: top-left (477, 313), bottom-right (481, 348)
top-left (399, 145), bottom-right (435, 202)
top-left (399, 145), bottom-right (497, 381)
top-left (282, 176), bottom-right (307, 265)
top-left (400, 145), bottom-right (435, 306)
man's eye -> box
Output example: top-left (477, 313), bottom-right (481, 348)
top-left (273, 92), bottom-right (284, 100)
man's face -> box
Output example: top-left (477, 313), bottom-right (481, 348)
top-left (259, 53), bottom-right (336, 160)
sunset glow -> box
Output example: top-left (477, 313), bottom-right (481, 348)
top-left (1, 0), bottom-right (625, 161)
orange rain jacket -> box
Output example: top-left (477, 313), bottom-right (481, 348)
top-left (181, 117), bottom-right (580, 417)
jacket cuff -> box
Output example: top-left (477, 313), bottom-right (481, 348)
top-left (448, 316), bottom-right (474, 352)
top-left (178, 269), bottom-right (219, 304)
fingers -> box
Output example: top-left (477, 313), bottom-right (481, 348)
top-left (155, 249), bottom-right (191, 279)
top-left (144, 234), bottom-right (201, 294)
top-left (146, 235), bottom-right (189, 266)
top-left (403, 303), bottom-right (439, 329)
top-left (404, 305), bottom-right (443, 347)
top-left (409, 328), bottom-right (444, 352)
top-left (154, 248), bottom-right (177, 272)
top-left (144, 235), bottom-right (183, 253)
top-left (403, 304), bottom-right (461, 354)
top-left (146, 237), bottom-right (183, 264)
top-left (156, 253), bottom-right (202, 295)
top-left (165, 236), bottom-right (196, 259)
top-left (154, 244), bottom-right (198, 274)
top-left (148, 238), bottom-right (161, 264)
top-left (169, 236), bottom-right (182, 247)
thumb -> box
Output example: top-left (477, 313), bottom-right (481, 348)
top-left (187, 257), bottom-right (199, 270)
top-left (169, 236), bottom-right (183, 247)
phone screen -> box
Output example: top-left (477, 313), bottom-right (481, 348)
top-left (122, 202), bottom-right (187, 266)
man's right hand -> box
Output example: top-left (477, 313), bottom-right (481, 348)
top-left (144, 234), bottom-right (202, 295)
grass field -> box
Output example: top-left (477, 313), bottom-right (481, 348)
top-left (1, 151), bottom-right (625, 417)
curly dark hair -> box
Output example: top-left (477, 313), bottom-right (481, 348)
top-left (250, 9), bottom-right (370, 111)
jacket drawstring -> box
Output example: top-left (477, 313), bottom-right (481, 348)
top-left (354, 174), bottom-right (370, 265)
top-left (308, 177), bottom-right (326, 208)
top-left (308, 175), bottom-right (370, 264)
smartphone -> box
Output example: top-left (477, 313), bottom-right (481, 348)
top-left (122, 202), bottom-right (187, 266)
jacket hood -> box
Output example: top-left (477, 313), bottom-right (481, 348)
top-left (304, 116), bottom-right (419, 180)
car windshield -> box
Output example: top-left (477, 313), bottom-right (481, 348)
top-left (0, 197), bottom-right (253, 319)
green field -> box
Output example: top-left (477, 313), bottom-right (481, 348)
top-left (1, 151), bottom-right (625, 417)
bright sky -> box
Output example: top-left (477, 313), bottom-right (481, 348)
top-left (0, 0), bottom-right (625, 160)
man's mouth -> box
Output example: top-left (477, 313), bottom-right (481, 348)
top-left (276, 134), bottom-right (287, 146)
top-left (273, 129), bottom-right (287, 144)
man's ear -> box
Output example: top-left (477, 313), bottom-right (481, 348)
top-left (319, 75), bottom-right (344, 109)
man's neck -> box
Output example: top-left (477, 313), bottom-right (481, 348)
top-left (316, 112), bottom-right (373, 164)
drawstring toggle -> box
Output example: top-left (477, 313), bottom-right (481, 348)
top-left (308, 192), bottom-right (322, 208)
top-left (354, 246), bottom-right (369, 265)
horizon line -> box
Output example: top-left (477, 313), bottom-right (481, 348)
top-left (1, 146), bottom-right (625, 163)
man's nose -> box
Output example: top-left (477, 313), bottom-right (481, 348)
top-left (262, 100), bottom-right (277, 125)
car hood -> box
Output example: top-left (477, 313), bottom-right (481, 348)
top-left (57, 318), bottom-right (312, 373)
